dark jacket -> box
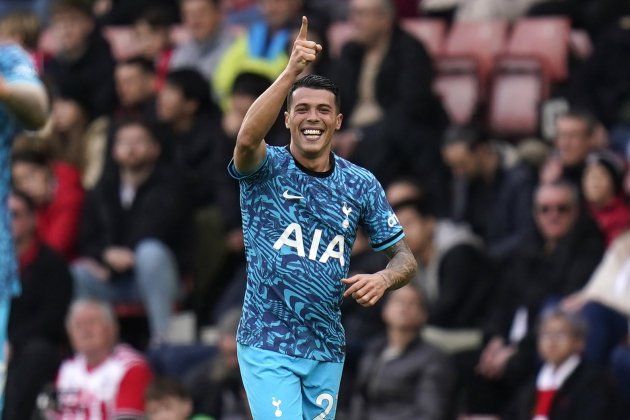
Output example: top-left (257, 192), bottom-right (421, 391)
top-left (350, 336), bottom-right (455, 420)
top-left (78, 164), bottom-right (191, 270)
top-left (8, 242), bottom-right (73, 353)
top-left (505, 361), bottom-right (622, 420)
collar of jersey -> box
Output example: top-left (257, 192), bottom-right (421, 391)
top-left (285, 145), bottom-right (335, 178)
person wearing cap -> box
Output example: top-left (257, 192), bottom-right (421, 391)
top-left (583, 150), bottom-right (630, 246)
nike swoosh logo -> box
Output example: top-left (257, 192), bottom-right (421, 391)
top-left (282, 190), bottom-right (304, 200)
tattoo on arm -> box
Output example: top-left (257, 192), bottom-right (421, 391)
top-left (380, 240), bottom-right (417, 291)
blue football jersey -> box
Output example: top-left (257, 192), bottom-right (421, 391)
top-left (229, 145), bottom-right (404, 362)
top-left (0, 43), bottom-right (42, 301)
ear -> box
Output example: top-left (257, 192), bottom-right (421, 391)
top-left (335, 113), bottom-right (343, 130)
top-left (284, 111), bottom-right (290, 129)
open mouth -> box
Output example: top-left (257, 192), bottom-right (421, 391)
top-left (301, 128), bottom-right (323, 141)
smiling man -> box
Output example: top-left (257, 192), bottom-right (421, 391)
top-left (228, 16), bottom-right (417, 419)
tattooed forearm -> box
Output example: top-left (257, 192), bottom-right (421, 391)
top-left (378, 240), bottom-right (417, 291)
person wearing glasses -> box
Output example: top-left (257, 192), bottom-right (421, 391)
top-left (462, 181), bottom-right (605, 417)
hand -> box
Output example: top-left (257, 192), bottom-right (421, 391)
top-left (287, 16), bottom-right (322, 77)
top-left (477, 337), bottom-right (515, 379)
top-left (0, 75), bottom-right (9, 102)
top-left (342, 272), bottom-right (389, 307)
top-left (78, 257), bottom-right (111, 281)
top-left (539, 156), bottom-right (563, 184)
top-left (103, 247), bottom-right (135, 273)
top-left (561, 292), bottom-right (589, 312)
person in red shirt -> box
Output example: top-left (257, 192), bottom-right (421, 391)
top-left (582, 150), bottom-right (630, 246)
top-left (53, 299), bottom-right (153, 420)
top-left (11, 147), bottom-right (84, 261)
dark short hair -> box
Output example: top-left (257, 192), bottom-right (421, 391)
top-left (12, 148), bottom-right (51, 167)
top-left (51, 0), bottom-right (92, 18)
top-left (232, 72), bottom-right (272, 98)
top-left (392, 197), bottom-right (436, 219)
top-left (165, 69), bottom-right (217, 114)
top-left (113, 117), bottom-right (159, 144)
top-left (287, 74), bottom-right (341, 112)
top-left (118, 56), bottom-right (156, 74)
top-left (442, 124), bottom-right (487, 150)
top-left (179, 0), bottom-right (221, 9)
top-left (538, 305), bottom-right (588, 340)
top-left (557, 107), bottom-right (598, 136)
top-left (136, 6), bottom-right (175, 28)
top-left (145, 377), bottom-right (190, 402)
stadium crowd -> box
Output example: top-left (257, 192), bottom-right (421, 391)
top-left (2, 0), bottom-right (630, 418)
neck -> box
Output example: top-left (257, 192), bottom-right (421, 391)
top-left (387, 327), bottom-right (418, 351)
top-left (592, 194), bottom-right (617, 209)
top-left (172, 115), bottom-right (194, 133)
top-left (16, 235), bottom-right (34, 257)
top-left (290, 144), bottom-right (331, 172)
top-left (366, 30), bottom-right (391, 54)
top-left (120, 165), bottom-right (153, 188)
top-left (85, 347), bottom-right (112, 367)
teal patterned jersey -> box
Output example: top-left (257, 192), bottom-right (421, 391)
top-left (229, 146), bottom-right (404, 362)
top-left (0, 43), bottom-right (42, 301)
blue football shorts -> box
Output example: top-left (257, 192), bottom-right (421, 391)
top-left (237, 343), bottom-right (344, 419)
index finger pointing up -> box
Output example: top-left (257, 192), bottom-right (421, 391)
top-left (297, 16), bottom-right (308, 40)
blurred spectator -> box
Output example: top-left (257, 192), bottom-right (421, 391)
top-left (170, 0), bottom-right (235, 84)
top-left (44, 0), bottom-right (117, 119)
top-left (0, 0), bottom-right (50, 23)
top-left (0, 10), bottom-right (47, 73)
top-left (114, 56), bottom-right (158, 121)
top-left (441, 126), bottom-right (537, 262)
top-left (213, 0), bottom-right (330, 108)
top-left (185, 308), bottom-right (251, 419)
top-left (134, 7), bottom-right (177, 91)
top-left (540, 109), bottom-right (601, 190)
top-left (349, 284), bottom-right (455, 420)
top-left (333, 0), bottom-right (447, 187)
top-left (392, 198), bottom-right (493, 352)
top-left (506, 307), bottom-right (621, 420)
top-left (582, 150), bottom-right (630, 246)
top-left (72, 119), bottom-right (191, 344)
top-left (92, 0), bottom-right (179, 26)
top-left (3, 190), bottom-right (72, 420)
top-left (465, 181), bottom-right (604, 416)
top-left (52, 299), bottom-right (153, 419)
top-left (145, 377), bottom-right (215, 420)
top-left (156, 69), bottom-right (231, 209)
top-left (11, 145), bottom-right (85, 261)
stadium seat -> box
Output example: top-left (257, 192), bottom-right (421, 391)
top-left (400, 18), bottom-right (447, 57)
top-left (327, 21), bottom-right (356, 59)
top-left (434, 59), bottom-right (480, 124)
top-left (505, 17), bottom-right (571, 82)
top-left (487, 62), bottom-right (546, 138)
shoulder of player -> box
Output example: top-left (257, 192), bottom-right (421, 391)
top-left (333, 154), bottom-right (379, 184)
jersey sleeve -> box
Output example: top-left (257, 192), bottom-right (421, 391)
top-left (227, 145), bottom-right (276, 184)
top-left (114, 363), bottom-right (153, 418)
top-left (360, 174), bottom-right (404, 252)
top-left (0, 44), bottom-right (41, 86)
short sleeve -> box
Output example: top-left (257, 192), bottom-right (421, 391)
top-left (360, 174), bottom-right (404, 251)
top-left (114, 363), bottom-right (153, 418)
top-left (227, 145), bottom-right (275, 184)
top-left (0, 44), bottom-right (41, 86)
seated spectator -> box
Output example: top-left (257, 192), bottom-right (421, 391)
top-left (506, 307), bottom-right (621, 420)
top-left (44, 0), bottom-right (117, 119)
top-left (540, 109), bottom-right (601, 190)
top-left (582, 150), bottom-right (630, 246)
top-left (134, 7), bottom-right (177, 90)
top-left (11, 145), bottom-right (85, 261)
top-left (169, 0), bottom-right (235, 85)
top-left (114, 56), bottom-right (158, 121)
top-left (3, 190), bottom-right (73, 420)
top-left (72, 119), bottom-right (191, 344)
top-left (184, 308), bottom-right (251, 419)
top-left (349, 284), bottom-right (455, 420)
top-left (52, 299), bottom-right (153, 419)
top-left (145, 377), bottom-right (214, 420)
top-left (333, 0), bottom-right (448, 187)
top-left (441, 126), bottom-right (537, 262)
top-left (464, 181), bottom-right (605, 416)
top-left (392, 197), bottom-right (494, 352)
top-left (156, 69), bottom-right (231, 209)
top-left (92, 0), bottom-right (179, 26)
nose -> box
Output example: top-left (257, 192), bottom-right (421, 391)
top-left (306, 108), bottom-right (319, 121)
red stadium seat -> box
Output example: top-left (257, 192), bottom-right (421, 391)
top-left (434, 59), bottom-right (480, 124)
top-left (327, 21), bottom-right (356, 59)
top-left (400, 18), bottom-right (447, 57)
top-left (505, 17), bottom-right (571, 81)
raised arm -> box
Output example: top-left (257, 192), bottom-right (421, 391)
top-left (343, 240), bottom-right (417, 307)
top-left (0, 75), bottom-right (48, 130)
top-left (233, 16), bottom-right (322, 174)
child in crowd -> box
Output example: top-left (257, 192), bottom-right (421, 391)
top-left (145, 377), bottom-right (214, 420)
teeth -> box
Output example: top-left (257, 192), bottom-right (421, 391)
top-left (303, 129), bottom-right (322, 135)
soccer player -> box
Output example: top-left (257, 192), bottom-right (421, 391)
top-left (228, 16), bottom-right (417, 419)
top-left (0, 40), bottom-right (48, 413)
